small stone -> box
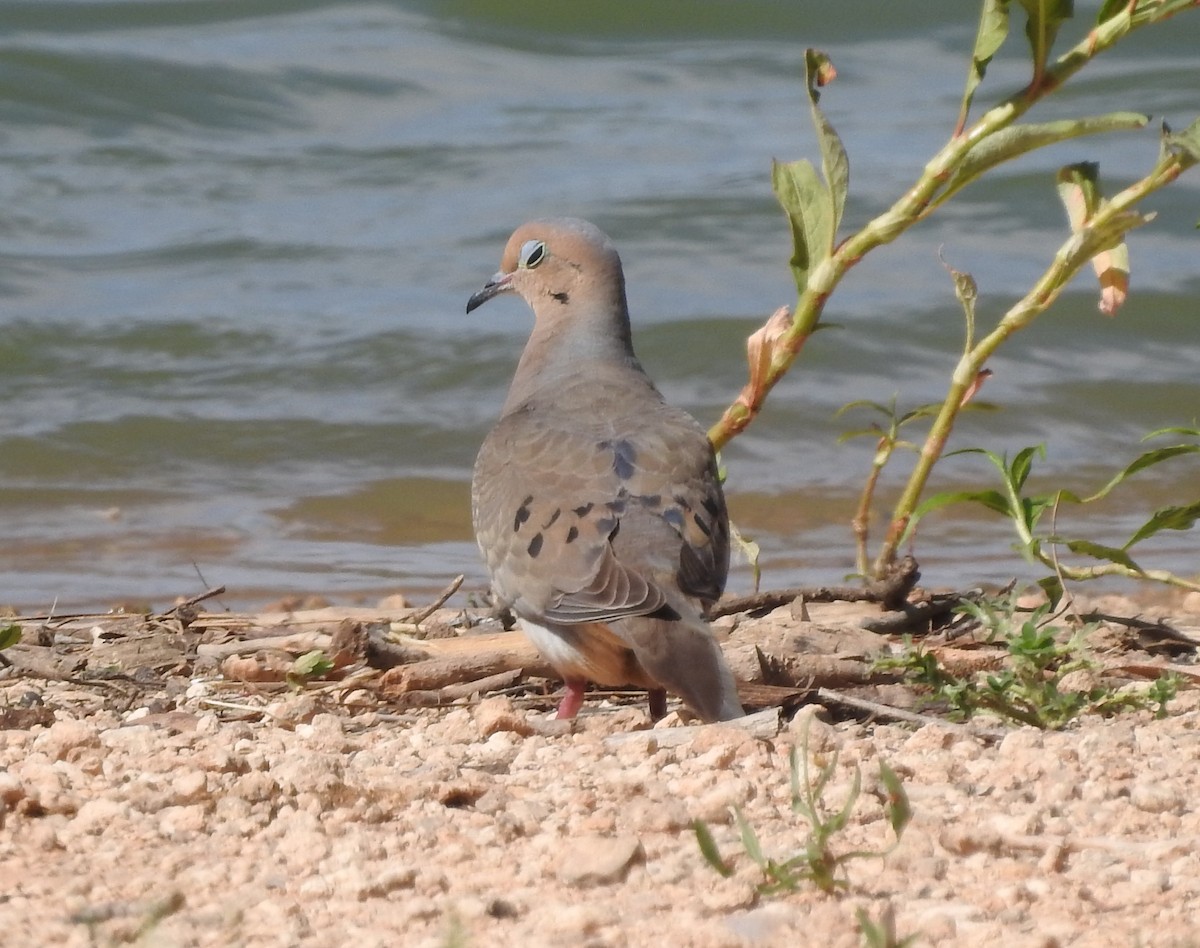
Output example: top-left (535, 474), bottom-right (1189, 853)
top-left (557, 834), bottom-right (644, 886)
top-left (1129, 869), bottom-right (1168, 893)
top-left (687, 723), bottom-right (755, 760)
top-left (267, 695), bottom-right (319, 726)
top-left (231, 771), bottom-right (278, 803)
top-left (1057, 669), bottom-right (1101, 694)
top-left (34, 719), bottom-right (100, 760)
top-left (788, 705), bottom-right (835, 748)
top-left (725, 903), bottom-right (796, 942)
top-left (0, 771), bottom-right (26, 808)
top-left (171, 770), bottom-right (209, 805)
top-left (700, 877), bottom-right (758, 912)
top-left (357, 866), bottom-right (418, 898)
top-left (486, 897), bottom-right (521, 919)
top-left (71, 798), bottom-right (132, 836)
top-left (997, 728), bottom-right (1044, 757)
top-left (1131, 782), bottom-right (1183, 815)
top-left (473, 696), bottom-right (533, 737)
top-left (158, 804), bottom-right (208, 838)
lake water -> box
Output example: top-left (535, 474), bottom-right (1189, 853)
top-left (1, 0), bottom-right (1198, 613)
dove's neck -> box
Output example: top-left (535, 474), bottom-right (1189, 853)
top-left (502, 301), bottom-right (648, 413)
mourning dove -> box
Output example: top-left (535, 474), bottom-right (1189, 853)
top-left (467, 218), bottom-right (743, 723)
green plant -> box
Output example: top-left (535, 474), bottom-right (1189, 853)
top-left (707, 2), bottom-right (1200, 587)
top-left (1145, 671), bottom-right (1182, 719)
top-left (879, 591), bottom-right (1181, 728)
top-left (857, 903), bottom-right (919, 948)
top-left (0, 623), bottom-right (20, 651)
top-left (694, 720), bottom-right (911, 894)
top-left (914, 428), bottom-right (1200, 593)
top-left (286, 649), bottom-right (335, 688)
top-left (838, 396), bottom-right (997, 579)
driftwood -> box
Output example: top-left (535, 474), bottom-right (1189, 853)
top-left (4, 577), bottom-right (1196, 732)
top-left (603, 708), bottom-right (783, 748)
top-left (376, 631), bottom-right (552, 693)
top-left (711, 556), bottom-right (922, 618)
top-left (198, 632), bottom-right (333, 660)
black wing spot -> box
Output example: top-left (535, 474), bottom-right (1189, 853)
top-left (635, 493), bottom-right (661, 509)
top-left (692, 513), bottom-right (712, 538)
top-left (527, 532), bottom-right (544, 558)
top-left (701, 496), bottom-right (722, 519)
top-left (565, 526), bottom-right (579, 544)
top-left (598, 438), bottom-right (638, 480)
top-left (542, 508), bottom-right (562, 529)
top-left (551, 291), bottom-right (569, 304)
top-left (595, 516), bottom-right (619, 537)
top-left (513, 495), bottom-right (534, 532)
top-left (572, 502), bottom-right (594, 518)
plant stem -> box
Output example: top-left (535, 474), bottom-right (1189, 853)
top-left (709, 1), bottom-right (1197, 455)
top-left (873, 141), bottom-right (1199, 576)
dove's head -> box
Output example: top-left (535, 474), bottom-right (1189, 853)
top-left (466, 218), bottom-right (628, 323)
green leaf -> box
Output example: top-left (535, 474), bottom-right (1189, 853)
top-left (0, 623), bottom-right (21, 650)
top-left (1017, 0), bottom-right (1074, 85)
top-left (733, 806), bottom-right (767, 867)
top-left (877, 760), bottom-right (912, 838)
top-left (825, 765), bottom-right (862, 835)
top-left (949, 444), bottom-right (1008, 472)
top-left (1020, 495), bottom-right (1055, 533)
top-left (289, 649), bottom-right (334, 682)
top-left (836, 426), bottom-right (883, 444)
top-left (835, 398), bottom-right (894, 418)
top-left (1144, 425), bottom-right (1200, 440)
top-left (1009, 444), bottom-right (1044, 491)
top-left (804, 49), bottom-right (849, 240)
top-left (939, 113), bottom-right (1151, 209)
top-left (1064, 538), bottom-right (1142, 571)
top-left (1037, 575), bottom-right (1065, 608)
top-left (772, 158), bottom-right (833, 294)
top-left (958, 0), bottom-right (1012, 130)
top-left (1084, 444), bottom-right (1200, 502)
top-left (692, 820), bottom-right (734, 878)
top-left (913, 488), bottom-right (1011, 520)
top-left (898, 403), bottom-right (948, 424)
top-left (1095, 0), bottom-right (1127, 22)
top-left (1125, 501), bottom-right (1200, 548)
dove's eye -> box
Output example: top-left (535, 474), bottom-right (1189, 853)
top-left (518, 239), bottom-right (546, 269)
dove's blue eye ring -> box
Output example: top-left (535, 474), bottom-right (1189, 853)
top-left (519, 239), bottom-right (546, 269)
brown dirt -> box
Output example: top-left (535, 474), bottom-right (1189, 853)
top-left (2, 586), bottom-right (1199, 947)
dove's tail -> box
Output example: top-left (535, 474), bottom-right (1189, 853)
top-left (616, 608), bottom-right (744, 723)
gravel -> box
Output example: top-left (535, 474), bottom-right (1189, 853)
top-left (2, 593), bottom-right (1199, 947)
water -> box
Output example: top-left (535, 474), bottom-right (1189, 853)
top-left (1, 1), bottom-right (1198, 612)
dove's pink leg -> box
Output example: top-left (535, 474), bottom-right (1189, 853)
top-left (556, 677), bottom-right (588, 718)
top-left (647, 688), bottom-right (668, 721)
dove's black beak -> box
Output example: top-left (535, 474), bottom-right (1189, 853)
top-left (466, 272), bottom-right (513, 314)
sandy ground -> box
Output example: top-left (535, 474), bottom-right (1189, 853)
top-left (2, 588), bottom-right (1199, 947)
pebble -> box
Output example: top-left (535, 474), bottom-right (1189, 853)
top-left (5, 598), bottom-right (1200, 946)
top-left (473, 696), bottom-right (534, 737)
top-left (556, 835), bottom-right (644, 886)
top-left (1130, 781), bottom-right (1183, 814)
top-left (34, 718), bottom-right (100, 760)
